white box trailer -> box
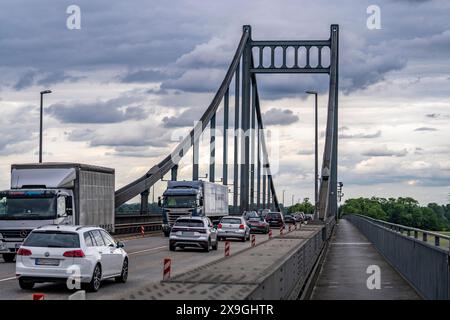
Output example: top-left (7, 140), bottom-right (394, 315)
top-left (0, 163), bottom-right (115, 262)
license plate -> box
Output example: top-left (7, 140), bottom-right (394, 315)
top-left (182, 231), bottom-right (194, 236)
top-left (35, 258), bottom-right (59, 266)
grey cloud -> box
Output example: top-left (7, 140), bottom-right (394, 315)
top-left (14, 71), bottom-right (37, 90)
top-left (262, 108), bottom-right (299, 126)
top-left (13, 70), bottom-right (83, 90)
top-left (362, 147), bottom-right (408, 157)
top-left (414, 127), bottom-right (437, 131)
top-left (297, 149), bottom-right (314, 155)
top-left (48, 96), bottom-right (147, 124)
top-left (121, 69), bottom-right (170, 83)
top-left (339, 130), bottom-right (382, 139)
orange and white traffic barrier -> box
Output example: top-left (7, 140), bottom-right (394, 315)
top-left (280, 225), bottom-right (284, 236)
top-left (163, 258), bottom-right (171, 280)
top-left (251, 235), bottom-right (256, 247)
top-left (224, 241), bottom-right (231, 257)
top-left (288, 224), bottom-right (292, 232)
top-left (32, 293), bottom-right (45, 300)
top-left (268, 229), bottom-right (273, 239)
top-left (140, 226), bottom-right (145, 237)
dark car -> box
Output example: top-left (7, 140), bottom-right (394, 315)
top-left (284, 215), bottom-right (296, 225)
top-left (247, 216), bottom-right (270, 234)
top-left (265, 212), bottom-right (285, 228)
top-left (293, 213), bottom-right (304, 223)
top-left (243, 211), bottom-right (259, 221)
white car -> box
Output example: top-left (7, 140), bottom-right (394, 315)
top-left (169, 216), bottom-right (218, 252)
top-left (15, 225), bottom-right (128, 292)
top-left (217, 216), bottom-right (250, 241)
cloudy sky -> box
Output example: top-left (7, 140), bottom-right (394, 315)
top-left (0, 0), bottom-right (449, 205)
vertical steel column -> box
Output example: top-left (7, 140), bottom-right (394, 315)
top-left (256, 125), bottom-right (261, 209)
top-left (140, 190), bottom-right (149, 215)
top-left (209, 114), bottom-right (216, 182)
top-left (233, 63), bottom-right (240, 212)
top-left (193, 133), bottom-right (199, 181)
top-left (223, 89), bottom-right (229, 186)
top-left (240, 25), bottom-right (252, 212)
top-left (171, 165), bottom-right (178, 181)
top-left (329, 25), bottom-right (339, 218)
top-left (262, 166), bottom-right (266, 208)
top-left (250, 82), bottom-right (256, 209)
top-left (267, 174), bottom-right (271, 210)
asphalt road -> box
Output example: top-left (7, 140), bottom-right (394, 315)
top-left (0, 232), bottom-right (270, 300)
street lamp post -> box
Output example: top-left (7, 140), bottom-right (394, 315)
top-left (306, 90), bottom-right (318, 220)
top-left (39, 90), bottom-right (52, 163)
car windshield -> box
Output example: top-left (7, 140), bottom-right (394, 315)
top-left (248, 217), bottom-right (263, 222)
top-left (221, 218), bottom-right (242, 224)
top-left (175, 219), bottom-right (204, 228)
top-left (244, 211), bottom-right (258, 218)
top-left (164, 196), bottom-right (196, 208)
top-left (0, 195), bottom-right (56, 220)
top-left (267, 213), bottom-right (281, 219)
top-left (23, 231), bottom-right (80, 248)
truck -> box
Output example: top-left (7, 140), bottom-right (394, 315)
top-left (0, 163), bottom-right (115, 262)
top-left (159, 180), bottom-right (229, 237)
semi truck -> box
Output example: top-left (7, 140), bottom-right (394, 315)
top-left (0, 163), bottom-right (115, 262)
top-left (159, 180), bottom-right (229, 237)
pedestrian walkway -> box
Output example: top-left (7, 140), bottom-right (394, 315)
top-left (311, 219), bottom-right (421, 300)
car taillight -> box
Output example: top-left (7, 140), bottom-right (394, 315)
top-left (239, 224), bottom-right (245, 229)
top-left (63, 250), bottom-right (85, 258)
top-left (218, 223), bottom-right (222, 229)
top-left (17, 248), bottom-right (32, 256)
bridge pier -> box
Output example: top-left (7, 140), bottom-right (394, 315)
top-left (140, 189), bottom-right (149, 215)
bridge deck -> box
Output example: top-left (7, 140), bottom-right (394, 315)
top-left (311, 219), bottom-right (421, 300)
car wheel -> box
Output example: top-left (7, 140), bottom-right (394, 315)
top-left (18, 278), bottom-right (34, 290)
top-left (204, 239), bottom-right (211, 252)
top-left (115, 258), bottom-right (128, 283)
top-left (169, 243), bottom-right (176, 251)
top-left (163, 230), bottom-right (170, 237)
top-left (2, 253), bottom-right (15, 263)
top-left (85, 264), bottom-right (102, 292)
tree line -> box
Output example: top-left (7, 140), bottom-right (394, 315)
top-left (339, 197), bottom-right (450, 231)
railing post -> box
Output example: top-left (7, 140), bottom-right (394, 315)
top-left (256, 126), bottom-right (261, 209)
top-left (422, 232), bottom-right (428, 242)
top-left (414, 230), bottom-right (418, 239)
top-left (435, 236), bottom-right (440, 247)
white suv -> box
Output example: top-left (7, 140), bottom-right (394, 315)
top-left (169, 216), bottom-right (218, 252)
top-left (16, 225), bottom-right (128, 292)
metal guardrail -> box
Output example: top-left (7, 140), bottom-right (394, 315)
top-left (351, 214), bottom-right (450, 249)
top-left (114, 214), bottom-right (163, 235)
top-left (344, 214), bottom-right (450, 300)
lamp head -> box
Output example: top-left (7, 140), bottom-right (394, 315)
top-left (305, 90), bottom-right (317, 95)
top-left (40, 90), bottom-right (52, 95)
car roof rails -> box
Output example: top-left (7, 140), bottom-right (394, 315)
top-left (36, 224), bottom-right (60, 229)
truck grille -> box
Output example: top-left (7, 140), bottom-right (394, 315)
top-left (167, 209), bottom-right (193, 226)
top-left (0, 229), bottom-right (31, 239)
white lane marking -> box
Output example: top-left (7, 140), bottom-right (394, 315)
top-left (0, 276), bottom-right (16, 283)
top-left (128, 246), bottom-right (166, 256)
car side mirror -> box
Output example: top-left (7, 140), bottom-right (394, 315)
top-left (116, 241), bottom-right (125, 248)
top-left (199, 197), bottom-right (204, 206)
top-left (65, 196), bottom-right (73, 216)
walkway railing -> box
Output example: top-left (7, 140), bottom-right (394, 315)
top-left (344, 214), bottom-right (450, 300)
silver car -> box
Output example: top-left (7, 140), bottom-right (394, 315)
top-left (169, 217), bottom-right (218, 252)
top-left (217, 216), bottom-right (250, 242)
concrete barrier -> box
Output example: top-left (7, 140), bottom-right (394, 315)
top-left (114, 224), bottom-right (330, 300)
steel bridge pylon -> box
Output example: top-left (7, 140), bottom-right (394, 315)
top-left (115, 25), bottom-right (339, 220)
